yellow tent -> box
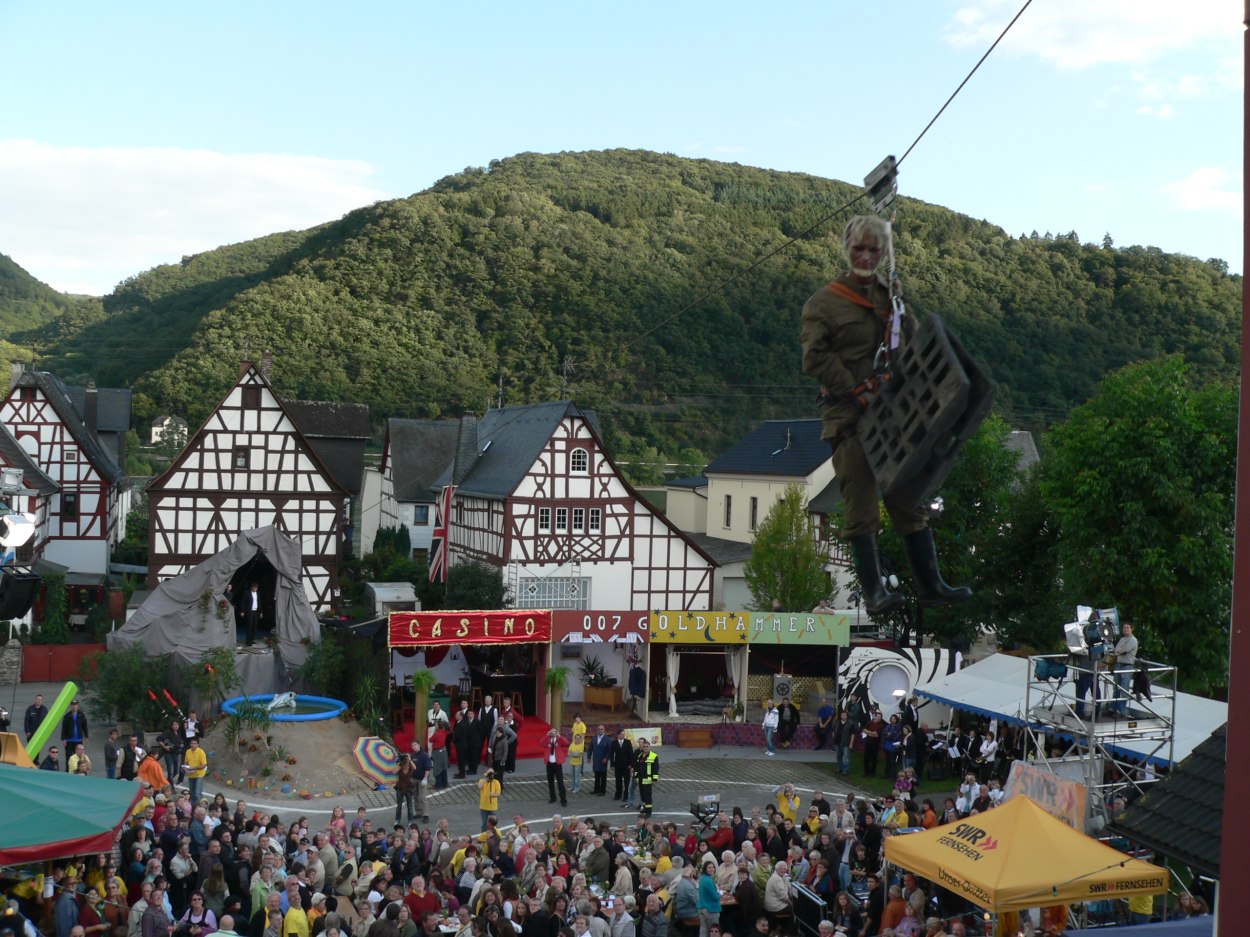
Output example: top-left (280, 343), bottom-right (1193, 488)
top-left (883, 796), bottom-right (1168, 912)
top-left (0, 732), bottom-right (36, 768)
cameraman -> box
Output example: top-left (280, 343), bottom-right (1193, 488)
top-left (478, 769), bottom-right (501, 833)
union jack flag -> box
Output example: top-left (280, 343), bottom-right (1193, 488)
top-left (428, 484), bottom-right (455, 583)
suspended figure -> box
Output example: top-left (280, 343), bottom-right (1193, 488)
top-left (800, 214), bottom-right (971, 615)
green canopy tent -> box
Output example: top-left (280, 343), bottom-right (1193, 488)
top-left (0, 763), bottom-right (143, 864)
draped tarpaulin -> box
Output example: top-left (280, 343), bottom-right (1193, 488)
top-left (1, 763), bottom-right (143, 864)
top-left (109, 527), bottom-right (320, 673)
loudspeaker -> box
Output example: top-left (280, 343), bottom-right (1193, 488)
top-left (772, 675), bottom-right (794, 700)
top-left (0, 570), bottom-right (40, 619)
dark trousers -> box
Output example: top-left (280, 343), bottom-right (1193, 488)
top-left (614, 767), bottom-right (630, 800)
top-left (454, 744), bottom-right (468, 777)
top-left (242, 609), bottom-right (260, 644)
top-left (546, 762), bottom-right (567, 805)
top-left (863, 741), bottom-right (880, 777)
top-left (639, 780), bottom-right (654, 816)
top-left (592, 769), bottom-right (607, 794)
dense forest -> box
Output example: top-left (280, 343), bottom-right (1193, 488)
top-left (4, 149), bottom-right (1240, 458)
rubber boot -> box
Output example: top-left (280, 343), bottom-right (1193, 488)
top-left (848, 534), bottom-right (905, 616)
top-left (904, 528), bottom-right (972, 606)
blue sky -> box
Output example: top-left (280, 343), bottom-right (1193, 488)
top-left (0, 0), bottom-right (1240, 295)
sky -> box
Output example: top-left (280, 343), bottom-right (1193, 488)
top-left (0, 0), bottom-right (1241, 296)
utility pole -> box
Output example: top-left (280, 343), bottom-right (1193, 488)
top-left (497, 371), bottom-right (505, 409)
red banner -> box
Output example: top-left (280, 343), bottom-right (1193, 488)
top-left (551, 610), bottom-right (650, 643)
top-left (388, 610), bottom-right (552, 647)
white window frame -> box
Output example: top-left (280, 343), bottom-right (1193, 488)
top-left (555, 507), bottom-right (568, 531)
top-left (723, 495), bottom-right (732, 529)
top-left (538, 507), bottom-right (551, 532)
top-left (589, 508), bottom-right (602, 532)
top-left (749, 496), bottom-right (759, 532)
top-left (520, 576), bottom-right (590, 610)
top-left (570, 448), bottom-right (589, 474)
top-left (572, 507), bottom-right (585, 531)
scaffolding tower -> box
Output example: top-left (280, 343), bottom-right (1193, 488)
top-left (1024, 654), bottom-right (1176, 830)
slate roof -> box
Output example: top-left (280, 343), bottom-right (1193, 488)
top-left (13, 372), bottom-right (127, 485)
top-left (284, 401), bottom-right (372, 439)
top-left (448, 401), bottom-right (605, 500)
top-left (684, 532), bottom-right (752, 566)
top-left (284, 401), bottom-right (372, 495)
top-left (386, 418), bottom-right (461, 503)
top-left (1004, 430), bottom-right (1041, 471)
top-left (807, 476), bottom-right (843, 514)
top-left (704, 419), bottom-right (829, 477)
top-left (1108, 722), bottom-right (1225, 878)
top-left (667, 476), bottom-right (708, 490)
top-left (65, 385), bottom-right (132, 434)
top-left (0, 425), bottom-right (58, 495)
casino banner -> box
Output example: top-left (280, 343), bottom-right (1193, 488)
top-left (552, 610), bottom-right (650, 643)
top-left (747, 612), bottom-right (852, 646)
top-left (389, 610), bottom-right (552, 647)
top-left (648, 611), bottom-right (750, 644)
top-left (649, 610), bottom-right (851, 645)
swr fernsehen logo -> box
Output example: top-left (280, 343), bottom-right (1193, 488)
top-left (936, 822), bottom-right (999, 861)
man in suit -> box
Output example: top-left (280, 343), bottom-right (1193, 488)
top-left (611, 729), bottom-right (634, 804)
top-left (452, 710), bottom-right (475, 779)
top-left (478, 695), bottom-right (499, 766)
top-left (236, 581), bottom-right (264, 646)
top-left (590, 724), bottom-right (613, 795)
top-left (900, 696), bottom-right (920, 731)
top-left (23, 693), bottom-right (47, 741)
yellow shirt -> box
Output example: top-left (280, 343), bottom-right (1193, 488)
top-left (655, 856), bottom-right (672, 876)
top-left (283, 907), bottom-right (310, 937)
top-left (185, 747), bottom-right (208, 780)
top-left (775, 792), bottom-right (801, 823)
top-left (478, 778), bottom-right (501, 812)
top-left (569, 735), bottom-right (585, 766)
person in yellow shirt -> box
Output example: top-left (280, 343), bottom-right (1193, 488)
top-left (282, 880), bottom-right (310, 937)
top-left (478, 769), bottom-right (502, 833)
top-left (183, 738), bottom-right (208, 803)
top-left (653, 840), bottom-right (673, 877)
top-left (775, 784), bottom-right (801, 823)
top-left (569, 727), bottom-right (586, 795)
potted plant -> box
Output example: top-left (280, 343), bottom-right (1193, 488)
top-left (579, 656), bottom-right (607, 688)
top-left (545, 666), bottom-right (571, 730)
top-left (410, 670), bottom-right (438, 745)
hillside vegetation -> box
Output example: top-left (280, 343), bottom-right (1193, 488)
top-left (12, 149), bottom-right (1241, 455)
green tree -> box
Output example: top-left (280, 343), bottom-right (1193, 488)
top-left (1041, 356), bottom-right (1235, 693)
top-left (444, 560), bottom-right (507, 609)
top-left (743, 484), bottom-right (833, 612)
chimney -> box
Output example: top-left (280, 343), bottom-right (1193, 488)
top-left (84, 380), bottom-right (99, 437)
top-left (9, 361), bottom-right (24, 391)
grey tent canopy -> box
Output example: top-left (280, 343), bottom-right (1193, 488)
top-left (109, 526), bottom-right (320, 671)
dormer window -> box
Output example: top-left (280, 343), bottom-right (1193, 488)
top-left (570, 448), bottom-right (589, 473)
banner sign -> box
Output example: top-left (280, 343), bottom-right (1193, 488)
top-left (746, 612), bottom-right (852, 645)
top-left (648, 610), bottom-right (851, 645)
top-left (389, 610), bottom-right (552, 647)
top-left (552, 610), bottom-right (650, 643)
top-left (1003, 760), bottom-right (1088, 829)
top-left (648, 611), bottom-right (750, 644)
top-left (623, 726), bottom-right (664, 748)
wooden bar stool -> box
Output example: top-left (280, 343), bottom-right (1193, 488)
top-left (469, 687), bottom-right (483, 711)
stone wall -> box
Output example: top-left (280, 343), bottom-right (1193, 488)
top-left (0, 638), bottom-right (22, 685)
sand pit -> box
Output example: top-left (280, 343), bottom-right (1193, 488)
top-left (201, 713), bottom-right (387, 801)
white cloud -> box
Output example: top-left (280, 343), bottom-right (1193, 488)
top-left (1136, 103), bottom-right (1175, 119)
top-left (1161, 167), bottom-right (1242, 217)
top-left (0, 140), bottom-right (387, 295)
top-left (945, 0), bottom-right (1238, 70)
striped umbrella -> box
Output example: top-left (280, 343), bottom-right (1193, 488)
top-left (352, 736), bottom-right (398, 785)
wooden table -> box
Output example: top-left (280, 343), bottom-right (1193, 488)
top-left (584, 684), bottom-right (624, 712)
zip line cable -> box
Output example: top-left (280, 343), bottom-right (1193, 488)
top-left (620, 0), bottom-right (1035, 356)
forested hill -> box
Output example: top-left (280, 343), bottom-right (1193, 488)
top-left (0, 253), bottom-right (103, 345)
top-left (17, 149), bottom-right (1242, 457)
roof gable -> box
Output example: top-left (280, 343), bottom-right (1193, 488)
top-left (147, 362), bottom-right (348, 497)
top-left (705, 419), bottom-right (829, 477)
top-left (0, 424), bottom-right (58, 495)
top-left (454, 401), bottom-right (602, 499)
top-left (284, 400), bottom-right (371, 439)
top-left (9, 372), bottom-right (126, 484)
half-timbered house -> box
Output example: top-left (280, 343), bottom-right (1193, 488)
top-left (0, 425), bottom-right (58, 565)
top-left (0, 370), bottom-right (129, 575)
top-left (145, 363), bottom-right (348, 610)
top-left (439, 401), bottom-right (716, 611)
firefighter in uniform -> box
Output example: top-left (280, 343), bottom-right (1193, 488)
top-left (634, 738), bottom-right (660, 818)
top-left (800, 214), bottom-right (970, 614)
